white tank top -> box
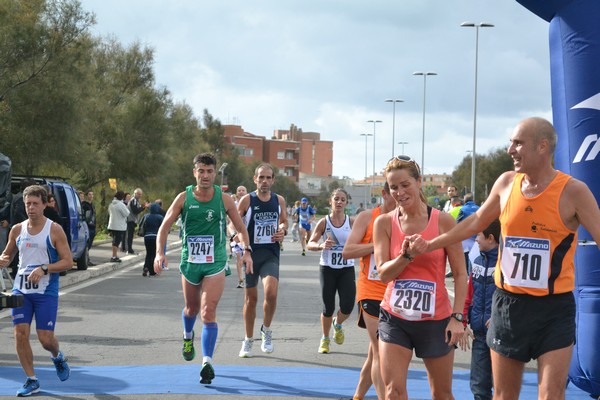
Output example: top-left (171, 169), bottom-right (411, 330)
top-left (15, 218), bottom-right (60, 296)
top-left (319, 215), bottom-right (354, 269)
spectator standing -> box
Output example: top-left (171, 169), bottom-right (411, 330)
top-left (81, 191), bottom-right (96, 255)
top-left (462, 219), bottom-right (500, 400)
top-left (355, 202), bottom-right (365, 215)
top-left (0, 185), bottom-right (72, 396)
top-left (448, 196), bottom-right (463, 219)
top-left (443, 185), bottom-right (458, 212)
top-left (307, 189), bottom-right (355, 354)
top-left (154, 199), bottom-right (166, 217)
top-left (44, 194), bottom-right (61, 223)
top-left (141, 203), bottom-right (164, 277)
top-left (108, 191), bottom-right (129, 263)
top-left (0, 152), bottom-right (10, 254)
top-left (126, 188), bottom-right (148, 255)
top-left (0, 189), bottom-right (11, 254)
top-left (120, 193), bottom-right (131, 253)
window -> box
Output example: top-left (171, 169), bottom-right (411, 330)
top-left (277, 151), bottom-right (285, 160)
top-left (245, 148), bottom-right (254, 156)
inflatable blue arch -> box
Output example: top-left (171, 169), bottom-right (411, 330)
top-left (517, 0), bottom-right (600, 397)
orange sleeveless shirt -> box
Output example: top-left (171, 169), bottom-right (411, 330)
top-left (380, 207), bottom-right (452, 321)
top-left (496, 171), bottom-right (577, 295)
top-left (356, 207), bottom-right (387, 302)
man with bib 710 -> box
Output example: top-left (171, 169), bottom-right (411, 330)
top-left (410, 117), bottom-right (600, 400)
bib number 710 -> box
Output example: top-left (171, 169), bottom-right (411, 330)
top-left (510, 252), bottom-right (542, 281)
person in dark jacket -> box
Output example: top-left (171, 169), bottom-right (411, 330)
top-left (457, 193), bottom-right (480, 276)
top-left (462, 219), bottom-right (500, 400)
top-left (44, 194), bottom-right (61, 223)
top-left (141, 203), bottom-right (164, 277)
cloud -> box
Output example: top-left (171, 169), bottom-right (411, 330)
top-left (81, 0), bottom-right (553, 179)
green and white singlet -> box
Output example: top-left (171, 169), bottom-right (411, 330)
top-left (180, 185), bottom-right (228, 284)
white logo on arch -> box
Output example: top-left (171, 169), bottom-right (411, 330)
top-left (571, 93), bottom-right (600, 163)
top-left (571, 93), bottom-right (600, 111)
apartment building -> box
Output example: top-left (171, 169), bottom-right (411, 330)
top-left (223, 124), bottom-right (333, 191)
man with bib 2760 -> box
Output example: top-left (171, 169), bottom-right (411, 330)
top-left (237, 163), bottom-right (288, 358)
top-left (153, 153), bottom-right (253, 385)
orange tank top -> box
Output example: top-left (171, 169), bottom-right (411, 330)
top-left (496, 171), bottom-right (576, 295)
top-left (380, 207), bottom-right (452, 321)
top-left (356, 207), bottom-right (387, 302)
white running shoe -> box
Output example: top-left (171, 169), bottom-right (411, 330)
top-left (239, 339), bottom-right (253, 358)
top-left (261, 325), bottom-right (274, 353)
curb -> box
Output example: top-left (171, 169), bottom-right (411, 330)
top-left (60, 240), bottom-right (182, 289)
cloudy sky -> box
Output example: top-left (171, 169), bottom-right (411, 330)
top-left (80, 0), bottom-right (552, 180)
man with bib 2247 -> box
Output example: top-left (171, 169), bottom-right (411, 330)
top-left (153, 153), bottom-right (253, 385)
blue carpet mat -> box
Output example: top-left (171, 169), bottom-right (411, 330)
top-left (0, 365), bottom-right (590, 398)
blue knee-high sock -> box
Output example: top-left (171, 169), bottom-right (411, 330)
top-left (202, 322), bottom-right (218, 358)
top-left (182, 309), bottom-right (197, 336)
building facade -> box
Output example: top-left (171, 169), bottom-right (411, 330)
top-left (223, 123), bottom-right (333, 184)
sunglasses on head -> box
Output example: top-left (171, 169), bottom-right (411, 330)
top-left (387, 155), bottom-right (421, 174)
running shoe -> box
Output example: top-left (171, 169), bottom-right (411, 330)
top-left (110, 256), bottom-right (122, 263)
top-left (239, 338), bottom-right (253, 358)
top-left (332, 317), bottom-right (345, 345)
top-left (302, 250), bottom-right (306, 256)
top-left (236, 280), bottom-right (245, 288)
top-left (260, 325), bottom-right (274, 353)
top-left (16, 378), bottom-right (40, 397)
top-left (200, 362), bottom-right (215, 384)
top-left (182, 331), bottom-right (195, 361)
top-left (318, 337), bottom-right (330, 354)
top-left (52, 351), bottom-right (70, 381)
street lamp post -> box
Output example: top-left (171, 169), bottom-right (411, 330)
top-left (360, 133), bottom-right (373, 207)
top-left (465, 150), bottom-right (473, 190)
top-left (398, 141), bottom-right (409, 155)
top-left (461, 21), bottom-right (494, 200)
top-left (218, 162), bottom-right (228, 189)
top-left (385, 99), bottom-right (404, 157)
top-left (367, 120), bottom-right (382, 188)
top-left (413, 72), bottom-right (437, 176)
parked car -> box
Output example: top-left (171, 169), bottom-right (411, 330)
top-left (11, 175), bottom-right (90, 270)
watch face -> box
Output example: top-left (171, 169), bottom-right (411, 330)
top-left (452, 313), bottom-right (463, 322)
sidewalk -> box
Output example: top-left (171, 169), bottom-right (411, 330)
top-left (59, 230), bottom-right (182, 289)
